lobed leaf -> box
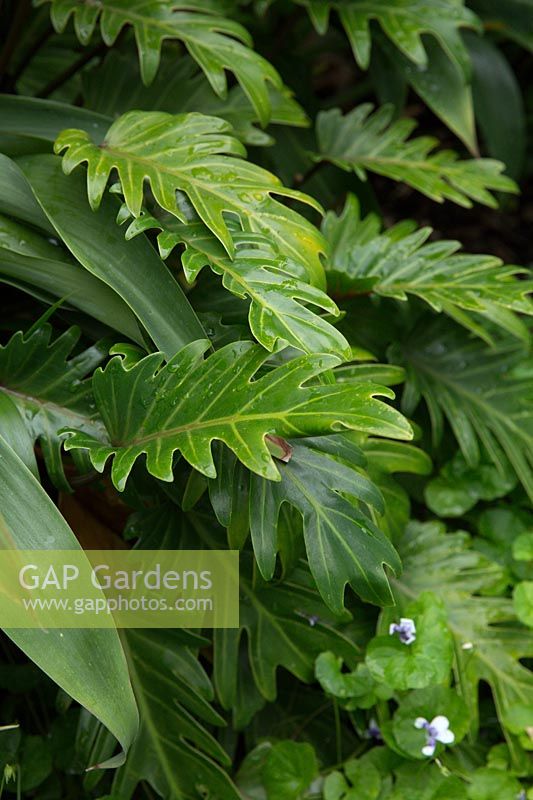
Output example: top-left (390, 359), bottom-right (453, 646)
top-left (317, 105), bottom-right (517, 208)
top-left (323, 194), bottom-right (533, 341)
top-left (210, 435), bottom-right (402, 611)
top-left (64, 340), bottom-right (412, 490)
top-left (54, 111), bottom-right (326, 287)
top-left (297, 0), bottom-right (480, 72)
top-left (37, 0), bottom-right (282, 124)
top-left (113, 629), bottom-right (239, 799)
top-left (82, 51), bottom-right (308, 146)
top-left (393, 318), bottom-right (533, 502)
top-left (125, 211), bottom-right (350, 357)
top-left (0, 324), bottom-right (106, 490)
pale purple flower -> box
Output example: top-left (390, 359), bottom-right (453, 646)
top-left (389, 617), bottom-right (416, 645)
top-left (414, 715), bottom-right (455, 757)
top-left (366, 718), bottom-right (381, 740)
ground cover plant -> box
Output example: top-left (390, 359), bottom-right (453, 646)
top-left (0, 0), bottom-right (532, 797)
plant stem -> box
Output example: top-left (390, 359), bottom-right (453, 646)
top-left (36, 42), bottom-right (107, 98)
top-left (333, 698), bottom-right (342, 764)
top-left (10, 23), bottom-right (54, 85)
top-left (0, 0), bottom-right (32, 86)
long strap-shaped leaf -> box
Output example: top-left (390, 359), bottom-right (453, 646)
top-left (36, 0), bottom-right (282, 125)
top-left (64, 340), bottom-right (412, 490)
top-left (0, 435), bottom-right (138, 769)
top-left (12, 154), bottom-right (206, 358)
top-left (54, 110), bottom-right (327, 287)
top-left (317, 104), bottom-right (517, 208)
top-left (0, 212), bottom-right (141, 344)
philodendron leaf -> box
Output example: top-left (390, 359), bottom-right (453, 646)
top-left (37, 0), bottom-right (283, 125)
top-left (366, 592), bottom-right (454, 690)
top-left (316, 105), bottom-right (517, 208)
top-left (214, 565), bottom-right (360, 703)
top-left (297, 0), bottom-right (479, 72)
top-left (124, 212), bottom-right (350, 357)
top-left (83, 52), bottom-right (308, 147)
top-left (54, 111), bottom-right (326, 287)
top-left (323, 194), bottom-right (533, 341)
top-left (210, 435), bottom-right (422, 610)
top-left (0, 324), bottom-right (106, 490)
top-left (394, 318), bottom-right (533, 503)
top-left (247, 437), bottom-right (400, 610)
top-left (0, 435), bottom-right (138, 769)
top-left (113, 630), bottom-right (240, 800)
top-left (64, 340), bottom-right (412, 491)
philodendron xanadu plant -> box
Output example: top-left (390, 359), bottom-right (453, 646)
top-left (0, 0), bottom-right (532, 798)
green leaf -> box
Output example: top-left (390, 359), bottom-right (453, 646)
top-left (366, 592), bottom-right (453, 690)
top-left (322, 194), bottom-right (532, 340)
top-left (82, 51), bottom-right (308, 146)
top-left (316, 105), bottom-right (517, 208)
top-left (375, 36), bottom-right (477, 152)
top-left (0, 94), bottom-right (111, 157)
top-left (394, 318), bottom-right (533, 503)
top-left (18, 735), bottom-right (52, 793)
top-left (476, 507), bottom-right (533, 585)
top-left (324, 758), bottom-right (382, 800)
top-left (14, 153), bottom-right (206, 357)
top-left (210, 434), bottom-right (405, 610)
top-left (425, 451), bottom-right (517, 517)
top-left (467, 768), bottom-right (523, 800)
top-left (37, 0), bottom-right (283, 125)
top-left (248, 437), bottom-right (402, 610)
top-left (315, 652), bottom-right (393, 710)
top-left (467, 32), bottom-right (526, 178)
top-left (112, 629), bottom-right (240, 800)
top-left (0, 212), bottom-right (141, 343)
top-left (298, 0), bottom-right (480, 72)
top-left (513, 533), bottom-right (533, 562)
top-left (0, 434), bottom-right (138, 769)
top-left (124, 212), bottom-right (350, 357)
top-left (394, 521), bottom-right (533, 766)
top-left (215, 564), bottom-right (360, 702)
top-left (64, 341), bottom-right (412, 491)
top-left (513, 582), bottom-right (533, 628)
top-left (0, 324), bottom-right (105, 489)
top-left (0, 391), bottom-right (39, 479)
top-left (469, 0), bottom-right (533, 53)
top-left (391, 686), bottom-right (469, 760)
top-left (389, 760), bottom-right (467, 799)
top-left (263, 741), bottom-right (318, 800)
top-left (54, 110), bottom-right (326, 287)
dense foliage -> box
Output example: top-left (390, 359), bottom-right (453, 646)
top-left (0, 1), bottom-right (532, 798)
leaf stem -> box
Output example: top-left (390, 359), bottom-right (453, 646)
top-left (36, 42), bottom-right (108, 98)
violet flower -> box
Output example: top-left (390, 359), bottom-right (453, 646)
top-left (389, 617), bottom-right (416, 645)
top-left (414, 715), bottom-right (455, 757)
